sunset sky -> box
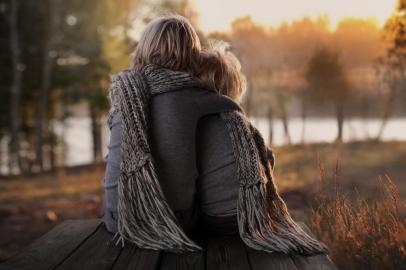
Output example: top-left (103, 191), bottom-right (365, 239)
top-left (192, 0), bottom-right (398, 33)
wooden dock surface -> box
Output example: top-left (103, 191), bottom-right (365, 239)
top-left (0, 219), bottom-right (338, 270)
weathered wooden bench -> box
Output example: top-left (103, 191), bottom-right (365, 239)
top-left (0, 219), bottom-right (338, 270)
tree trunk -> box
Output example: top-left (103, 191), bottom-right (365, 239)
top-left (57, 103), bottom-right (69, 168)
top-left (335, 102), bottom-right (345, 142)
top-left (90, 106), bottom-right (102, 163)
top-left (49, 125), bottom-right (56, 171)
top-left (267, 106), bottom-right (274, 144)
top-left (35, 0), bottom-right (55, 172)
top-left (360, 96), bottom-right (370, 139)
top-left (9, 0), bottom-right (22, 174)
top-left (301, 94), bottom-right (307, 144)
top-left (375, 86), bottom-right (396, 141)
top-left (280, 105), bottom-right (291, 145)
top-left (244, 79), bottom-right (254, 117)
top-left (0, 133), bottom-right (3, 174)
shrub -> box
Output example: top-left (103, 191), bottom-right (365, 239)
top-left (309, 159), bottom-right (406, 270)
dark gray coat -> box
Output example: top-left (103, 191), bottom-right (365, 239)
top-left (102, 86), bottom-right (250, 234)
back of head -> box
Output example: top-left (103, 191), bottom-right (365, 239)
top-left (197, 42), bottom-right (247, 103)
top-left (131, 14), bottom-right (201, 74)
top-left (130, 14), bottom-right (246, 102)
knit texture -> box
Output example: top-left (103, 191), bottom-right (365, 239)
top-left (107, 63), bottom-right (329, 254)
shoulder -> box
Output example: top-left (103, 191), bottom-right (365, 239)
top-left (150, 87), bottom-right (212, 116)
top-left (150, 88), bottom-right (202, 117)
top-left (151, 86), bottom-right (243, 116)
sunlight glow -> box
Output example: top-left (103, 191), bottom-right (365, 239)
top-left (193, 0), bottom-right (398, 33)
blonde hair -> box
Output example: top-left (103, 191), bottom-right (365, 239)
top-left (131, 14), bottom-right (246, 101)
top-left (196, 41), bottom-right (247, 102)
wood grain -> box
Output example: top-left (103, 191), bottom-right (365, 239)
top-left (112, 246), bottom-right (161, 270)
top-left (247, 249), bottom-right (298, 270)
top-left (291, 254), bottom-right (338, 270)
top-left (159, 251), bottom-right (204, 270)
top-left (206, 236), bottom-right (251, 270)
top-left (0, 219), bottom-right (340, 270)
top-left (0, 219), bottom-right (101, 270)
top-left (55, 222), bottom-right (121, 270)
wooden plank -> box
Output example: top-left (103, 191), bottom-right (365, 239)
top-left (290, 254), bottom-right (338, 270)
top-left (55, 222), bottom-right (121, 270)
top-left (0, 219), bottom-right (101, 270)
top-left (111, 246), bottom-right (161, 270)
top-left (159, 251), bottom-right (204, 270)
top-left (206, 236), bottom-right (251, 270)
top-left (156, 232), bottom-right (206, 270)
top-left (292, 222), bottom-right (338, 270)
top-left (247, 249), bottom-right (298, 270)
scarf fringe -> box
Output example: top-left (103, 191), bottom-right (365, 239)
top-left (238, 183), bottom-right (328, 254)
top-left (221, 111), bottom-right (329, 255)
top-left (113, 159), bottom-right (202, 253)
top-left (107, 66), bottom-right (328, 255)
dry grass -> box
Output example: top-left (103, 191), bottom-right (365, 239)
top-left (309, 159), bottom-right (406, 270)
top-left (0, 164), bottom-right (105, 262)
top-left (273, 141), bottom-right (406, 198)
top-left (1, 142), bottom-right (405, 265)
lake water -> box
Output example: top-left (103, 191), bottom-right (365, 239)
top-left (1, 116), bottom-right (405, 173)
top-left (57, 116), bottom-right (406, 167)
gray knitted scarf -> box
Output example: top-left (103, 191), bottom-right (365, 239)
top-left (107, 63), bottom-right (328, 255)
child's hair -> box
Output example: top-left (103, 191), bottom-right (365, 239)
top-left (197, 41), bottom-right (247, 102)
top-left (131, 14), bottom-right (246, 102)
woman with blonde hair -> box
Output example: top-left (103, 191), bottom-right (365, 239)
top-left (102, 14), bottom-right (327, 254)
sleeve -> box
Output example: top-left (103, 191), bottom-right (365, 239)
top-left (101, 110), bottom-right (123, 233)
top-left (149, 92), bottom-right (201, 232)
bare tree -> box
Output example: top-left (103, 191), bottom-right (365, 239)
top-left (35, 0), bottom-right (57, 171)
top-left (375, 0), bottom-right (406, 140)
top-left (267, 106), bottom-right (274, 144)
top-left (9, 0), bottom-right (23, 174)
top-left (230, 16), bottom-right (269, 116)
top-left (306, 47), bottom-right (351, 141)
top-left (374, 62), bottom-right (398, 140)
top-left (274, 87), bottom-right (292, 144)
top-left (300, 88), bottom-right (309, 144)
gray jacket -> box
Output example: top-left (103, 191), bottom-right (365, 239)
top-left (102, 87), bottom-right (269, 233)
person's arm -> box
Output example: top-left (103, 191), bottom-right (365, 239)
top-left (149, 91), bottom-right (201, 233)
top-left (101, 111), bottom-right (123, 233)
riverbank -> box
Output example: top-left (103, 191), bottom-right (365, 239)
top-left (274, 140), bottom-right (406, 197)
top-left (0, 140), bottom-right (405, 262)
